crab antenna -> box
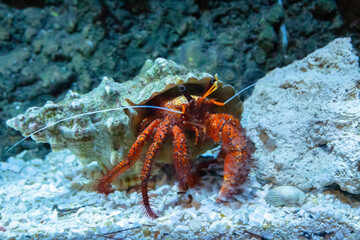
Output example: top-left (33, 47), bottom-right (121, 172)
top-left (6, 105), bottom-right (182, 154)
top-left (223, 81), bottom-right (259, 105)
top-left (178, 85), bottom-right (193, 102)
top-left (199, 74), bottom-right (219, 102)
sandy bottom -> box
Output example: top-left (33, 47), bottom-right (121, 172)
top-left (0, 150), bottom-right (359, 239)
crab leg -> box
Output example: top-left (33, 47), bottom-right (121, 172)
top-left (172, 125), bottom-right (196, 191)
top-left (141, 119), bottom-right (171, 218)
top-left (217, 122), bottom-right (251, 201)
top-left (183, 122), bottom-right (205, 145)
top-left (205, 113), bottom-right (251, 201)
top-left (96, 119), bottom-right (162, 194)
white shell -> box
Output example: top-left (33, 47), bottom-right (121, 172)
top-left (265, 186), bottom-right (306, 207)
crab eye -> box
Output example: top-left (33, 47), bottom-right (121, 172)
top-left (178, 84), bottom-right (186, 93)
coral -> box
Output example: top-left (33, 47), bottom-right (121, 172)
top-left (6, 58), bottom-right (240, 189)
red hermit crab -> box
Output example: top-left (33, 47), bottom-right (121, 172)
top-left (96, 74), bottom-right (251, 218)
top-left (6, 58), bottom-right (251, 219)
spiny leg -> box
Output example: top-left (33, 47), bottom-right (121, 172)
top-left (141, 119), bottom-right (170, 218)
top-left (172, 125), bottom-right (196, 191)
top-left (138, 117), bottom-right (154, 133)
top-left (96, 119), bottom-right (162, 194)
top-left (217, 122), bottom-right (251, 201)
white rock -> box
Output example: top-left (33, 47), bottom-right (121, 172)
top-left (103, 201), bottom-right (116, 210)
top-left (233, 211), bottom-right (249, 224)
top-left (335, 231), bottom-right (345, 240)
top-left (8, 221), bottom-right (19, 229)
top-left (206, 211), bottom-right (219, 222)
top-left (0, 162), bottom-right (9, 171)
top-left (248, 208), bottom-right (265, 227)
top-left (152, 185), bottom-right (170, 195)
top-left (209, 221), bottom-right (226, 234)
top-left (132, 221), bottom-right (141, 228)
top-left (188, 219), bottom-right (201, 231)
top-left (242, 38), bottom-right (360, 194)
top-left (99, 226), bottom-right (109, 234)
top-left (262, 232), bottom-right (274, 240)
top-left (30, 158), bottom-right (43, 166)
top-left (174, 225), bottom-right (189, 233)
top-left (184, 207), bottom-right (198, 220)
top-left (4, 232), bottom-right (16, 238)
top-left (6, 157), bottom-right (25, 173)
top-left (263, 212), bottom-right (275, 222)
top-left (17, 202), bottom-right (27, 212)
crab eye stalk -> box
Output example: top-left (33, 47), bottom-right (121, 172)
top-left (202, 76), bottom-right (216, 96)
top-left (178, 85), bottom-right (193, 103)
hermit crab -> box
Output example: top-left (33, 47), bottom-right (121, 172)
top-left (6, 58), bottom-right (251, 218)
top-left (97, 74), bottom-right (251, 218)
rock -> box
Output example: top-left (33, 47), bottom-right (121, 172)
top-left (1, 157), bottom-right (26, 173)
top-left (311, 0), bottom-right (337, 20)
top-left (39, 65), bottom-right (75, 93)
top-left (42, 39), bottom-right (60, 59)
top-left (258, 23), bottom-right (277, 53)
top-left (242, 38), bottom-right (360, 194)
top-left (25, 27), bottom-right (38, 41)
top-left (262, 232), bottom-right (274, 240)
top-left (0, 27), bottom-right (10, 41)
top-left (252, 46), bottom-right (267, 65)
top-left (172, 39), bottom-right (218, 74)
top-left (0, 47), bottom-right (31, 75)
top-left (265, 4), bottom-right (285, 26)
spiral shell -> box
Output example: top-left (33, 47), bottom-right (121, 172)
top-left (265, 186), bottom-right (306, 207)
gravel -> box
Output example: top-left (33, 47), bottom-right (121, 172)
top-left (0, 150), bottom-right (359, 239)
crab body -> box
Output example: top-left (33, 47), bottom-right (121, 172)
top-left (97, 77), bottom-right (251, 218)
